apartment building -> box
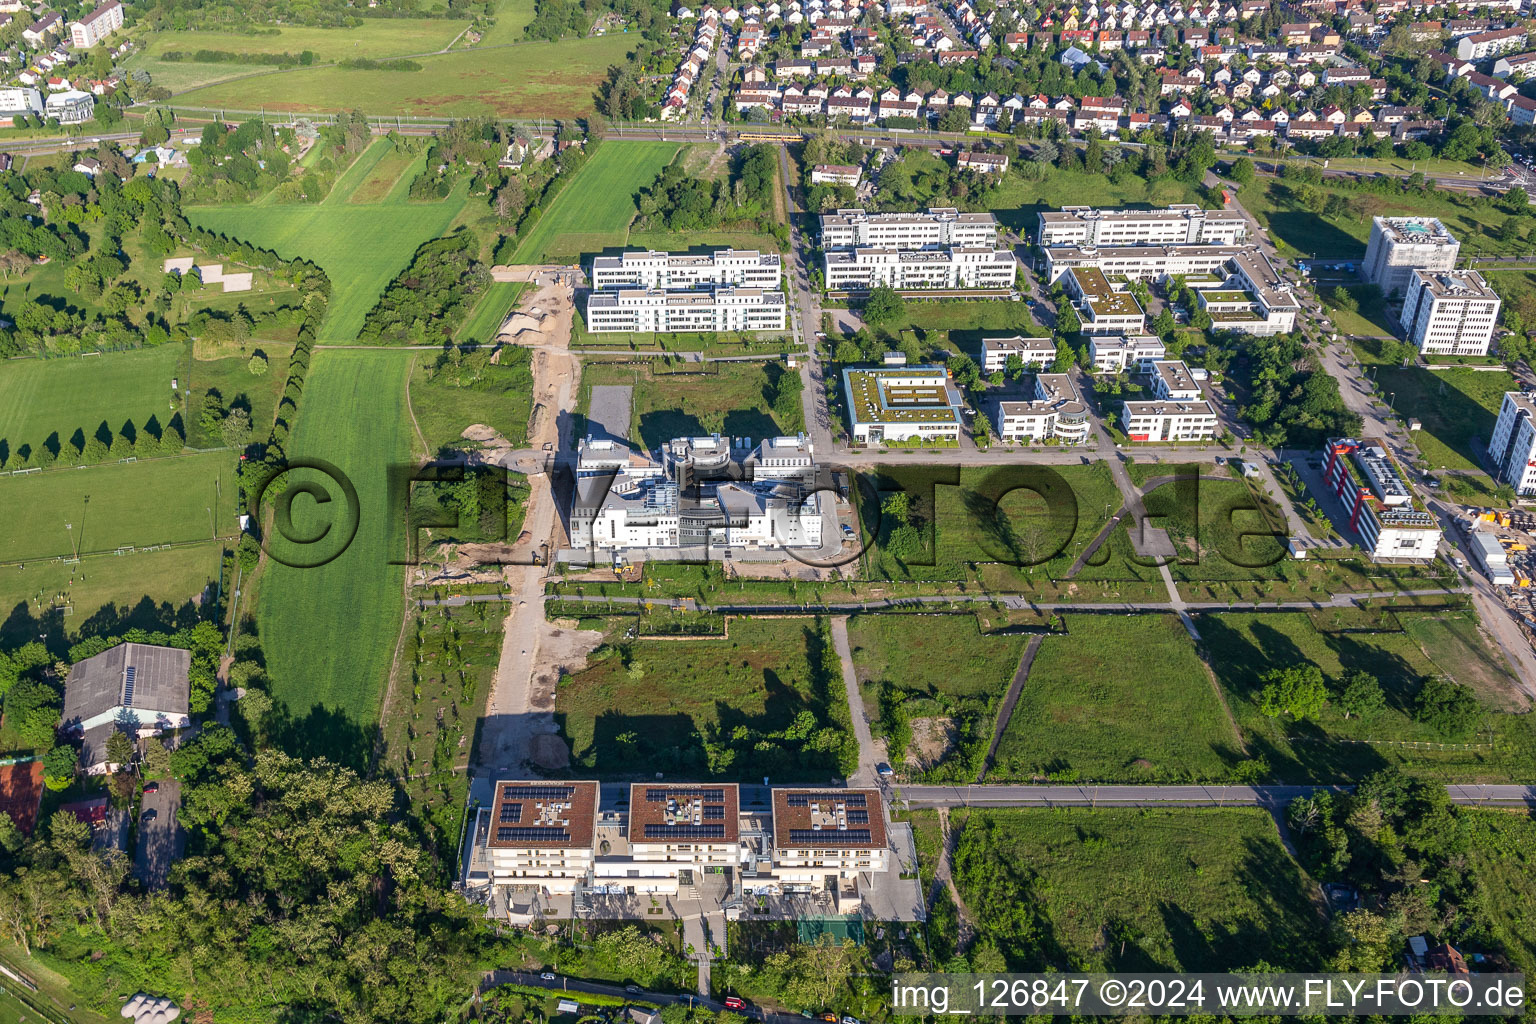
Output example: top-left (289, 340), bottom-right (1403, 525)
top-left (1362, 217), bottom-right (1461, 297)
top-left (1321, 438), bottom-right (1441, 561)
top-left (584, 287), bottom-right (786, 333)
top-left (1400, 269), bottom-right (1501, 357)
top-left (819, 207), bottom-right (998, 248)
top-left (624, 783), bottom-right (742, 873)
top-left (770, 789), bottom-right (889, 883)
top-left (43, 89), bottom-right (92, 123)
top-left (1487, 391), bottom-right (1536, 495)
top-left (589, 249), bottom-right (782, 290)
top-left (1036, 204), bottom-right (1248, 247)
top-left (569, 434), bottom-right (823, 555)
top-left (1088, 334), bottom-right (1165, 373)
top-left (1457, 26), bottom-right (1527, 59)
top-left (996, 373), bottom-right (1091, 443)
top-left (811, 164), bottom-right (862, 185)
top-left (1063, 266), bottom-right (1145, 335)
top-left (471, 782), bottom-right (600, 894)
top-left (981, 334), bottom-right (1055, 372)
top-left (69, 0), bottom-right (121, 47)
top-left (1121, 399), bottom-right (1219, 441)
top-left (1150, 360), bottom-right (1202, 401)
top-left (843, 365), bottom-right (964, 443)
top-left (822, 246), bottom-right (1014, 291)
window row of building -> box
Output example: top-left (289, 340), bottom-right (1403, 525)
top-left (583, 249), bottom-right (788, 334)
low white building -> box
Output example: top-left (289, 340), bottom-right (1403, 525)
top-left (980, 334), bottom-right (1055, 372)
top-left (1064, 266), bottom-right (1145, 335)
top-left (1321, 437), bottom-right (1440, 561)
top-left (0, 85), bottom-right (42, 119)
top-left (997, 373), bottom-right (1091, 443)
top-left (1088, 334), bottom-right (1165, 372)
top-left (1488, 391), bottom-right (1536, 495)
top-left (1037, 203), bottom-right (1248, 247)
top-left (1121, 399), bottom-right (1219, 441)
top-left (62, 642), bottom-right (191, 774)
top-left (811, 163), bottom-right (862, 185)
top-left (468, 782), bottom-right (599, 895)
top-left (1149, 359), bottom-right (1202, 401)
top-left (43, 88), bottom-right (93, 123)
top-left (843, 365), bottom-right (964, 443)
top-left (589, 249), bottom-right (782, 290)
top-left (584, 287), bottom-right (785, 333)
top-left (823, 246), bottom-right (1014, 291)
top-left (820, 206), bottom-right (998, 248)
top-left (1400, 269), bottom-right (1501, 357)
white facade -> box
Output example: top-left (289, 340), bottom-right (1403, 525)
top-left (1362, 217), bottom-right (1460, 297)
top-left (1149, 360), bottom-right (1202, 400)
top-left (0, 86), bottom-right (42, 117)
top-left (69, 0), bottom-right (122, 47)
top-left (981, 334), bottom-right (1055, 372)
top-left (843, 365), bottom-right (964, 443)
top-left (811, 163), bottom-right (862, 185)
top-left (820, 207), bottom-right (998, 248)
top-left (584, 287), bottom-right (785, 333)
top-left (823, 246), bottom-right (1014, 291)
top-left (471, 781), bottom-right (599, 895)
top-left (1088, 334), bottom-right (1165, 372)
top-left (44, 89), bottom-right (93, 123)
top-left (1400, 269), bottom-right (1501, 357)
top-left (997, 373), bottom-right (1091, 443)
top-left (1122, 400), bottom-right (1219, 441)
top-left (1037, 204), bottom-right (1248, 247)
top-left (589, 249), bottom-right (782, 290)
top-left (1488, 391), bottom-right (1536, 496)
top-left (1322, 438), bottom-right (1441, 561)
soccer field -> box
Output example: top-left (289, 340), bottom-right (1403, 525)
top-left (256, 349), bottom-right (414, 736)
top-left (0, 347), bottom-right (181, 461)
top-left (512, 141), bottom-right (680, 263)
top-left (186, 175), bottom-right (467, 341)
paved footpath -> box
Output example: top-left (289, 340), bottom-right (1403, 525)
top-left (898, 783), bottom-right (1536, 808)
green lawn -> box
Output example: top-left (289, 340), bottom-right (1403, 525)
top-left (186, 184), bottom-right (467, 342)
top-left (256, 350), bottom-right (414, 756)
top-left (993, 614), bottom-right (1243, 783)
top-left (511, 141), bottom-right (682, 264)
top-left (322, 138), bottom-right (396, 204)
top-left (951, 807), bottom-right (1325, 971)
top-left (1463, 810), bottom-right (1536, 977)
top-left (136, 19), bottom-right (469, 61)
top-left (185, 345), bottom-right (294, 448)
top-left (477, 0), bottom-right (538, 44)
top-left (454, 281), bottom-right (523, 343)
top-left (1323, 284), bottom-right (1397, 336)
top-left (1373, 366), bottom-right (1515, 470)
top-left (0, 348), bottom-right (181, 459)
top-left (555, 617), bottom-right (852, 780)
top-left (1197, 610), bottom-right (1536, 783)
top-left (847, 613), bottom-right (1027, 699)
top-left (408, 346), bottom-right (534, 452)
top-left (580, 360), bottom-right (803, 453)
top-left (0, 452), bottom-right (237, 562)
top-left (347, 143), bottom-right (422, 205)
top-left (172, 32), bottom-right (639, 119)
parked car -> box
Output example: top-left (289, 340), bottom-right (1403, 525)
top-left (143, 781), bottom-right (159, 794)
top-left (843, 1016), bottom-right (862, 1024)
top-left (876, 762), bottom-right (894, 778)
top-left (141, 808), bottom-right (157, 822)
top-left (725, 997), bottom-right (747, 1010)
top-left (540, 972), bottom-right (558, 982)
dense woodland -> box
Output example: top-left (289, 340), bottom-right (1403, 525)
top-left (358, 233), bottom-right (488, 343)
top-left (633, 144), bottom-right (785, 244)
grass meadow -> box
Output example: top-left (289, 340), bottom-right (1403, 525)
top-left (847, 612), bottom-right (1027, 699)
top-left (994, 614), bottom-right (1242, 783)
top-left (953, 807), bottom-right (1324, 971)
top-left (1372, 365), bottom-right (1515, 470)
top-left (256, 350), bottom-right (414, 733)
top-left (0, 348), bottom-right (181, 459)
top-left (511, 141), bottom-right (681, 264)
top-left (578, 359), bottom-right (802, 453)
top-left (187, 168), bottom-right (467, 341)
top-left (136, 19), bottom-right (469, 62)
top-left (408, 347), bottom-right (534, 452)
top-left (454, 281), bottom-right (524, 343)
top-left (172, 32), bottom-right (637, 119)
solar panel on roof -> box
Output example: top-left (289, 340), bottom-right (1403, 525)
top-left (496, 826), bottom-right (572, 843)
top-left (499, 803), bottom-right (523, 823)
top-left (788, 829), bottom-right (872, 845)
top-left (502, 785), bottom-right (575, 801)
top-left (846, 809), bottom-right (869, 824)
top-left (645, 787), bottom-right (726, 802)
top-left (642, 823), bottom-right (726, 839)
top-left (784, 792), bottom-right (866, 807)
top-left (122, 665), bottom-right (137, 706)
top-left (703, 805), bottom-right (725, 820)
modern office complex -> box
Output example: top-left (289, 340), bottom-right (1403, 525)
top-left (1088, 334), bottom-right (1166, 373)
top-left (1362, 217), bottom-right (1461, 297)
top-left (819, 207), bottom-right (998, 248)
top-left (1321, 437), bottom-right (1442, 561)
top-left (1063, 266), bottom-right (1146, 335)
top-left (1488, 391), bottom-right (1536, 496)
top-left (569, 434), bottom-right (823, 556)
top-left (1122, 361), bottom-right (1217, 442)
top-left (822, 246), bottom-right (1014, 291)
top-left (981, 334), bottom-right (1056, 372)
top-left (843, 365), bottom-right (965, 443)
top-left (1037, 204), bottom-right (1248, 247)
top-left (584, 287), bottom-right (786, 333)
top-left (469, 781), bottom-right (600, 895)
top-left (996, 373), bottom-right (1091, 443)
top-left (1400, 269), bottom-right (1501, 357)
top-left (589, 249), bottom-right (783, 290)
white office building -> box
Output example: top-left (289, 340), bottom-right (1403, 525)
top-left (981, 334), bottom-right (1056, 372)
top-left (1149, 359), bottom-right (1202, 401)
top-left (822, 246), bottom-right (1014, 291)
top-left (44, 89), bottom-right (93, 124)
top-left (1088, 334), bottom-right (1165, 373)
top-left (1322, 437), bottom-right (1441, 561)
top-left (589, 249), bottom-right (783, 290)
top-left (820, 207), bottom-right (998, 248)
top-left (1362, 217), bottom-right (1461, 297)
top-left (1400, 269), bottom-right (1501, 357)
top-left (1488, 391), bottom-right (1536, 495)
top-left (1121, 400), bottom-right (1219, 441)
top-left (1063, 266), bottom-right (1145, 335)
top-left (0, 86), bottom-right (43, 119)
top-left (1037, 204), bottom-right (1248, 247)
top-left (584, 287), bottom-right (785, 333)
top-left (997, 373), bottom-right (1091, 443)
top-left (843, 365), bottom-right (964, 443)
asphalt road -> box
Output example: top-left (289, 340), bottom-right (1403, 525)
top-left (133, 779), bottom-right (184, 890)
top-left (898, 783), bottom-right (1536, 807)
top-left (487, 969), bottom-right (818, 1024)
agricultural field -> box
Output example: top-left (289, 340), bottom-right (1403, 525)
top-left (950, 807), bottom-right (1325, 971)
top-left (408, 346), bottom-right (534, 452)
top-left (579, 360), bottom-right (803, 453)
top-left (0, 453), bottom-right (238, 563)
top-left (347, 143), bottom-right (424, 205)
top-left (454, 281), bottom-right (523, 344)
top-left (186, 174), bottom-right (468, 341)
top-left (256, 350), bottom-right (414, 734)
top-left (172, 33), bottom-right (638, 120)
top-left (993, 614), bottom-right (1243, 783)
top-left (477, 0), bottom-right (538, 44)
top-left (1373, 365), bottom-right (1516, 470)
top-left (136, 19), bottom-right (469, 62)
top-left (554, 616), bottom-right (853, 780)
top-left (0, 347), bottom-right (181, 461)
top-left (511, 141), bottom-right (681, 264)
top-left (1197, 610), bottom-right (1536, 782)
